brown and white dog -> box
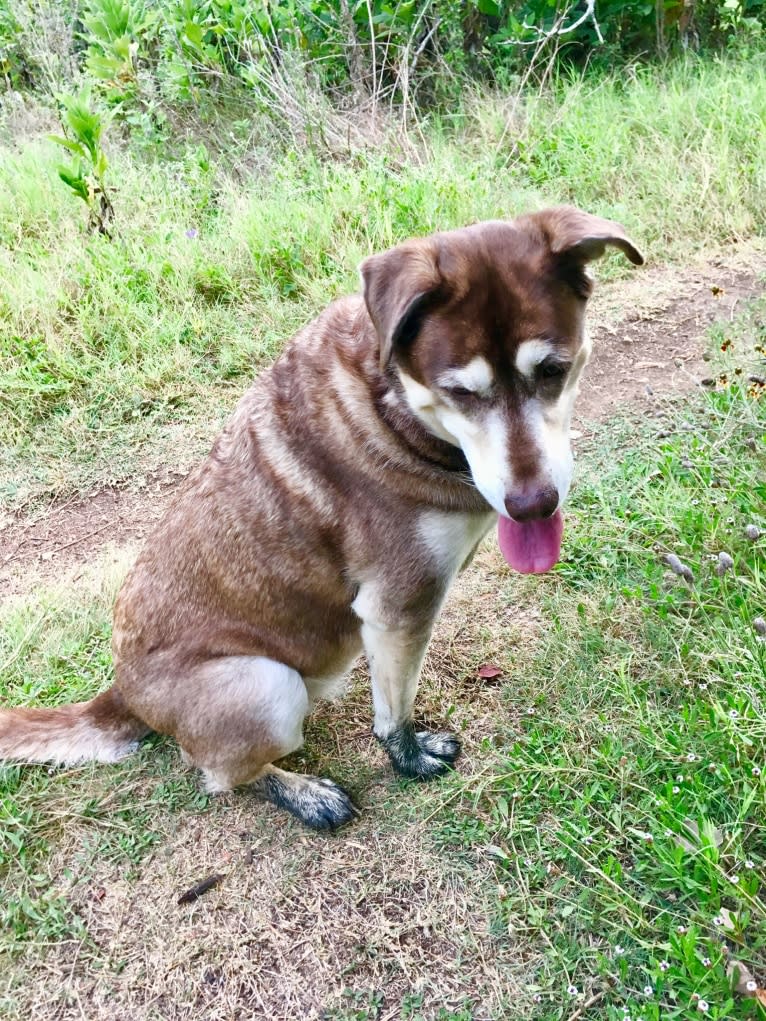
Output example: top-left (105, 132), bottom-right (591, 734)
top-left (0, 207), bottom-right (643, 829)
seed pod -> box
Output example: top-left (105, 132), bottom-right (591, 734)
top-left (745, 524), bottom-right (761, 541)
top-left (754, 617), bottom-right (766, 637)
top-left (716, 552), bottom-right (734, 576)
top-left (664, 553), bottom-right (694, 583)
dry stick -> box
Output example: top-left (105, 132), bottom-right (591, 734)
top-left (567, 989), bottom-right (607, 1021)
top-left (1, 539), bottom-right (27, 567)
top-left (40, 520), bottom-right (114, 558)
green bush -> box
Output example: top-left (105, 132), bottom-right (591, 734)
top-left (1, 0), bottom-right (763, 120)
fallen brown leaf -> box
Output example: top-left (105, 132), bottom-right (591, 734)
top-left (477, 664), bottom-right (503, 680)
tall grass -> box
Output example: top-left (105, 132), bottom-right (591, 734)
top-left (1, 56), bottom-right (765, 506)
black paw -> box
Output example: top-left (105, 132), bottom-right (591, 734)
top-left (378, 723), bottom-right (461, 780)
top-left (297, 777), bottom-right (358, 831)
top-left (256, 772), bottom-right (358, 831)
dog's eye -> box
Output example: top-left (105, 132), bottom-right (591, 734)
top-left (446, 386), bottom-right (475, 399)
top-left (537, 360), bottom-right (569, 380)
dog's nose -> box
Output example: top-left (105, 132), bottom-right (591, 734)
top-left (504, 485), bottom-right (559, 522)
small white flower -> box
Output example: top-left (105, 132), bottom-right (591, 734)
top-left (699, 683), bottom-right (708, 690)
top-left (673, 786), bottom-right (680, 794)
top-left (702, 957), bottom-right (711, 966)
top-left (753, 767), bottom-right (761, 777)
top-left (687, 753), bottom-right (696, 762)
top-left (665, 828), bottom-right (673, 837)
top-left (698, 1000), bottom-right (709, 1013)
top-left (677, 925), bottom-right (688, 933)
top-left (713, 915), bottom-right (724, 926)
top-left (532, 993), bottom-right (542, 1003)
top-left (567, 984), bottom-right (578, 996)
top-left (512, 790), bottom-right (521, 798)
top-left (615, 945), bottom-right (625, 955)
top-left (730, 874), bottom-right (740, 884)
top-left (644, 833), bottom-right (654, 844)
top-left (584, 835), bottom-right (594, 845)
top-left (730, 710), bottom-right (739, 719)
top-left (659, 960), bottom-right (670, 971)
top-left (643, 985), bottom-right (653, 996)
top-left (676, 774), bottom-right (684, 782)
top-left (747, 980), bottom-right (757, 992)
top-left (745, 860), bottom-right (755, 869)
top-left (526, 707), bottom-right (536, 715)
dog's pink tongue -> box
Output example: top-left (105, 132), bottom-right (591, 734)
top-left (497, 510), bottom-right (564, 574)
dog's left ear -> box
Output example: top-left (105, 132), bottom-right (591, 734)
top-left (542, 206), bottom-right (645, 267)
top-left (361, 239), bottom-right (444, 371)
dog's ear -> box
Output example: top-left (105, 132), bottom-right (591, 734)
top-left (542, 205), bottom-right (644, 267)
top-left (361, 239), bottom-right (443, 370)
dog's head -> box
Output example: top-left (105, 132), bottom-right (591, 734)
top-left (361, 206), bottom-right (643, 573)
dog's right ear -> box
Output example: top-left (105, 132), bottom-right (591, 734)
top-left (361, 239), bottom-right (443, 371)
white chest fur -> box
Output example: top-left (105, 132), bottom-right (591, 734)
top-left (417, 509), bottom-right (495, 580)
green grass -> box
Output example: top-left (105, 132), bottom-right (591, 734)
top-left (2, 54), bottom-right (766, 507)
top-left (431, 302), bottom-right (766, 1018)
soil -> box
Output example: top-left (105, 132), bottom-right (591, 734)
top-left (1, 247), bottom-right (764, 602)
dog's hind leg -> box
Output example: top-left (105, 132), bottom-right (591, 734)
top-left (174, 656), bottom-right (356, 830)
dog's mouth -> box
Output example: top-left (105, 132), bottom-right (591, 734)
top-left (497, 509), bottom-right (564, 574)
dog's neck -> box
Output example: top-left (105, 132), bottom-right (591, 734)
top-left (374, 367), bottom-right (478, 478)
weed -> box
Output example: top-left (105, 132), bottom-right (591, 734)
top-left (50, 88), bottom-right (114, 236)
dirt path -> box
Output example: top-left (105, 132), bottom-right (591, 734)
top-left (1, 247), bottom-right (763, 602)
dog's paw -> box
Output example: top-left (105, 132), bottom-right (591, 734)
top-left (298, 777), bottom-right (358, 831)
top-left (380, 725), bottom-right (461, 780)
top-left (255, 769), bottom-right (358, 831)
top-left (416, 730), bottom-right (461, 763)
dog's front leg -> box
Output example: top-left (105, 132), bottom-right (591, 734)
top-left (359, 616), bottom-right (460, 780)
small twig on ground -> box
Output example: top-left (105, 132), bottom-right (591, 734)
top-left (177, 873), bottom-right (225, 905)
top-left (1, 539), bottom-right (27, 567)
top-left (41, 521), bottom-right (114, 558)
top-left (567, 988), bottom-right (607, 1021)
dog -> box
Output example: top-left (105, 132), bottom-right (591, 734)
top-left (0, 207), bottom-right (643, 829)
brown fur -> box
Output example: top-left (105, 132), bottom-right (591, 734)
top-left (0, 207), bottom-right (643, 828)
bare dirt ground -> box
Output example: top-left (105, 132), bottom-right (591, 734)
top-left (1, 246), bottom-right (764, 1021)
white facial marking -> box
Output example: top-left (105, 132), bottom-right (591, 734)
top-left (438, 406), bottom-right (511, 514)
top-left (437, 355), bottom-right (494, 395)
top-left (396, 331), bottom-right (593, 520)
top-left (398, 370), bottom-right (461, 444)
top-left (515, 339), bottom-right (556, 378)
top-left (523, 399), bottom-right (574, 505)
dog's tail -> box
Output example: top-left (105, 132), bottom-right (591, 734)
top-left (0, 688), bottom-right (150, 766)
